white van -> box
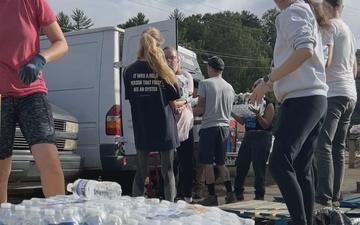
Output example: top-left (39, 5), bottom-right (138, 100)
top-left (40, 20), bottom-right (205, 187)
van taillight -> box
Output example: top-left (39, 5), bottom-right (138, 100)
top-left (106, 105), bottom-right (121, 136)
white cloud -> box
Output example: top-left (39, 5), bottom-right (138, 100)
top-left (47, 0), bottom-right (360, 47)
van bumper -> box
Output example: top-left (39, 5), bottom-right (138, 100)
top-left (100, 144), bottom-right (161, 172)
top-left (9, 150), bottom-right (83, 190)
top-left (100, 144), bottom-right (126, 172)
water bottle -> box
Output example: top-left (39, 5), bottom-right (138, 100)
top-left (104, 214), bottom-right (122, 225)
top-left (0, 203), bottom-right (13, 225)
top-left (21, 199), bottom-right (33, 211)
top-left (70, 206), bottom-right (84, 222)
top-left (67, 179), bottom-right (122, 200)
top-left (59, 208), bottom-right (80, 225)
top-left (43, 209), bottom-right (58, 225)
top-left (52, 204), bottom-right (65, 222)
top-left (9, 205), bottom-right (26, 225)
top-left (82, 208), bottom-right (105, 225)
top-left (23, 207), bottom-right (44, 225)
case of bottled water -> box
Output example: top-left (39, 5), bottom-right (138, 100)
top-left (6, 179), bottom-right (254, 225)
top-left (232, 92), bottom-right (266, 118)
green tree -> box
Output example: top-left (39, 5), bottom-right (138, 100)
top-left (239, 10), bottom-right (262, 29)
top-left (261, 8), bottom-right (280, 51)
top-left (118, 12), bottom-right (149, 29)
top-left (179, 11), bottom-right (272, 93)
top-left (169, 8), bottom-right (185, 22)
top-left (57, 11), bottom-right (74, 32)
top-left (71, 8), bottom-right (94, 30)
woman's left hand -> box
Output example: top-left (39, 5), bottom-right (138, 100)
top-left (250, 81), bottom-right (270, 105)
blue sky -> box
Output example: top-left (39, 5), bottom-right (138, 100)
top-left (47, 0), bottom-right (360, 47)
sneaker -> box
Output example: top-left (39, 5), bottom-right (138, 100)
top-left (236, 194), bottom-right (245, 201)
top-left (174, 197), bottom-right (184, 202)
top-left (197, 195), bottom-right (218, 206)
top-left (225, 191), bottom-right (237, 204)
top-left (332, 201), bottom-right (340, 210)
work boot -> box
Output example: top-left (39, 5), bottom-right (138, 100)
top-left (225, 191), bottom-right (237, 204)
top-left (197, 195), bottom-right (218, 206)
top-left (236, 193), bottom-right (245, 201)
top-left (193, 188), bottom-right (203, 199)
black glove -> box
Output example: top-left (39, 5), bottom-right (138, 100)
top-left (17, 54), bottom-right (46, 86)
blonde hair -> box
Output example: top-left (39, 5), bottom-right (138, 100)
top-left (137, 27), bottom-right (178, 87)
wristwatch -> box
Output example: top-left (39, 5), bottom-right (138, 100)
top-left (263, 75), bottom-right (273, 86)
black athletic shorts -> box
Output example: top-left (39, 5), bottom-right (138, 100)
top-left (0, 92), bottom-right (56, 159)
top-left (198, 126), bottom-right (229, 165)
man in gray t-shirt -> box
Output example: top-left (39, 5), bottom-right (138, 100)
top-left (193, 56), bottom-right (236, 206)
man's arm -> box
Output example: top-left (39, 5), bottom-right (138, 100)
top-left (193, 96), bottom-right (205, 116)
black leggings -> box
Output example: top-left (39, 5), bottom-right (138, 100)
top-left (176, 129), bottom-right (194, 198)
top-left (269, 96), bottom-right (327, 225)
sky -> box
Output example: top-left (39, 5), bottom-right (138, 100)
top-left (47, 0), bottom-right (360, 47)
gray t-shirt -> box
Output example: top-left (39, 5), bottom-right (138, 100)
top-left (198, 77), bottom-right (235, 129)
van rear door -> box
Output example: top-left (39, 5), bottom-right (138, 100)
top-left (120, 19), bottom-right (177, 155)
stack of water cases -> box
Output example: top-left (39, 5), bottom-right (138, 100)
top-left (232, 92), bottom-right (266, 118)
top-left (0, 179), bottom-right (255, 225)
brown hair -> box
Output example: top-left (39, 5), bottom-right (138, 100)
top-left (304, 0), bottom-right (332, 30)
top-left (137, 27), bottom-right (178, 87)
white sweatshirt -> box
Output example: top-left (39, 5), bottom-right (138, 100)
top-left (273, 0), bottom-right (328, 103)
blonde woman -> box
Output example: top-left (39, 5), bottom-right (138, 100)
top-left (123, 27), bottom-right (186, 202)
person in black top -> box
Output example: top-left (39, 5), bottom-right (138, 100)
top-left (123, 27), bottom-right (187, 202)
top-left (231, 79), bottom-right (275, 201)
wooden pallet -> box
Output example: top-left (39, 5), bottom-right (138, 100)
top-left (219, 200), bottom-right (290, 225)
top-left (220, 199), bottom-right (359, 224)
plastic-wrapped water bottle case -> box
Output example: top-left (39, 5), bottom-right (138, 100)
top-left (0, 179), bottom-right (254, 225)
top-left (232, 92), bottom-right (266, 118)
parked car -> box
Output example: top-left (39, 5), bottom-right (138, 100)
top-left (8, 104), bottom-right (83, 193)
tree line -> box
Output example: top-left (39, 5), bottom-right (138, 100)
top-left (56, 8), bottom-right (94, 32)
top-left (57, 8), bottom-right (360, 125)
